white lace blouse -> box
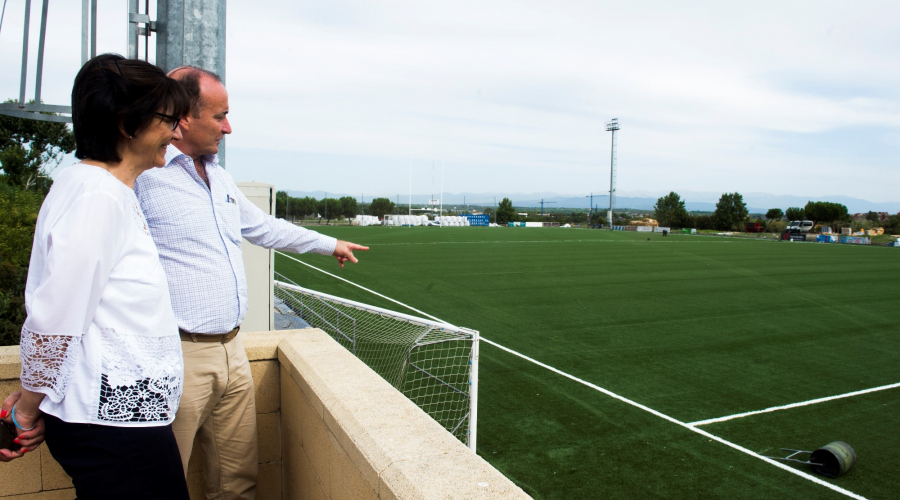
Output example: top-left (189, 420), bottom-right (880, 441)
top-left (20, 164), bottom-right (183, 426)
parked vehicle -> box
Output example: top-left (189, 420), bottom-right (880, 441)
top-left (786, 220), bottom-right (815, 233)
top-left (745, 222), bottom-right (765, 233)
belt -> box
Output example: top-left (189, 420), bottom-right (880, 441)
top-left (179, 326), bottom-right (240, 344)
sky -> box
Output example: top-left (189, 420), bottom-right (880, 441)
top-left (1, 0), bottom-right (898, 203)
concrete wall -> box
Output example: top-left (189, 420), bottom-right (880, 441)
top-left (0, 332), bottom-right (285, 500)
top-left (0, 345), bottom-right (75, 500)
top-left (186, 330), bottom-right (289, 500)
top-left (0, 330), bottom-right (531, 500)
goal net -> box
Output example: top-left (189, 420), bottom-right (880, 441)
top-left (273, 274), bottom-right (479, 450)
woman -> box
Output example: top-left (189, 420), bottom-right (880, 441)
top-left (0, 54), bottom-right (191, 499)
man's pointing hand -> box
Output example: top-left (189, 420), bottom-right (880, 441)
top-left (333, 240), bottom-right (369, 268)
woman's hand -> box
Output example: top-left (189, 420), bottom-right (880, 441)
top-left (0, 390), bottom-right (46, 461)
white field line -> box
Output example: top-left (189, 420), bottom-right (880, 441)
top-left (275, 251), bottom-right (449, 323)
top-left (481, 339), bottom-right (867, 500)
top-left (276, 252), bottom-right (868, 500)
top-left (688, 382), bottom-right (900, 427)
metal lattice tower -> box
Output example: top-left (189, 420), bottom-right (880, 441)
top-left (0, 0), bottom-right (226, 138)
top-left (605, 118), bottom-right (619, 229)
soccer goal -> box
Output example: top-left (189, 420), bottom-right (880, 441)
top-left (273, 274), bottom-right (479, 450)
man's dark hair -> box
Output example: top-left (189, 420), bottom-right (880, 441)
top-left (71, 53), bottom-right (191, 162)
top-left (169, 66), bottom-right (222, 118)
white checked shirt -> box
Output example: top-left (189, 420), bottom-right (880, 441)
top-left (134, 145), bottom-right (337, 334)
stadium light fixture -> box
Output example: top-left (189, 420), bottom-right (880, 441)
top-left (605, 118), bottom-right (620, 229)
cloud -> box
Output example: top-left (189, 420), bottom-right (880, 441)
top-left (2, 1), bottom-right (898, 199)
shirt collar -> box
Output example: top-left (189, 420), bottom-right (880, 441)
top-left (165, 144), bottom-right (219, 170)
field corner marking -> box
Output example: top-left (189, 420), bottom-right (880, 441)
top-left (688, 382), bottom-right (900, 427)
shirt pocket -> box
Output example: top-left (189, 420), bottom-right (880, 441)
top-left (219, 190), bottom-right (242, 245)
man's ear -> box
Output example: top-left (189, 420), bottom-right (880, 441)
top-left (178, 114), bottom-right (193, 134)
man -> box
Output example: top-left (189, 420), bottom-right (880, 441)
top-left (134, 66), bottom-right (367, 499)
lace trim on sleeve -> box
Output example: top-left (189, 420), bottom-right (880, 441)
top-left (19, 326), bottom-right (80, 403)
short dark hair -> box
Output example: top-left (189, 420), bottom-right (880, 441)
top-left (71, 54), bottom-right (191, 162)
top-left (169, 66), bottom-right (222, 118)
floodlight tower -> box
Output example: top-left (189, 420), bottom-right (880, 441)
top-left (605, 118), bottom-right (620, 229)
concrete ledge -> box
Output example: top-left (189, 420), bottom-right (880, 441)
top-left (0, 346), bottom-right (20, 380)
top-left (245, 329), bottom-right (297, 361)
top-left (1, 328), bottom-right (530, 500)
top-left (277, 329), bottom-right (531, 500)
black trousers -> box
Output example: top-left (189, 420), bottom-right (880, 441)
top-left (44, 414), bottom-right (189, 500)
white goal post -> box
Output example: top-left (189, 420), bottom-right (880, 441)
top-left (273, 277), bottom-right (480, 450)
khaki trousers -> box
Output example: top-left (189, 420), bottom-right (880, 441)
top-left (174, 332), bottom-right (258, 500)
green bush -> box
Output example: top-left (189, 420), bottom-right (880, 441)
top-left (766, 220), bottom-right (787, 233)
top-left (884, 215), bottom-right (900, 235)
top-left (0, 180), bottom-right (44, 346)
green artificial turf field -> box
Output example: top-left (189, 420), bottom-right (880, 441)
top-left (275, 227), bottom-right (900, 499)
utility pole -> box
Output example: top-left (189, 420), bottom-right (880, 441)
top-left (585, 192), bottom-right (596, 225)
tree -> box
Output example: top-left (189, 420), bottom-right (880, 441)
top-left (338, 196), bottom-right (358, 219)
top-left (496, 197), bottom-right (516, 224)
top-left (275, 191), bottom-right (290, 219)
top-left (713, 192), bottom-right (748, 230)
top-left (693, 214), bottom-right (716, 230)
top-left (884, 214), bottom-right (900, 235)
top-left (590, 212), bottom-right (607, 225)
top-left (0, 102), bottom-right (75, 192)
top-left (0, 182), bottom-right (45, 345)
top-left (368, 197), bottom-right (395, 218)
top-left (567, 211), bottom-right (588, 223)
top-left (866, 211), bottom-right (880, 222)
top-left (318, 198), bottom-right (342, 221)
top-left (296, 196), bottom-right (318, 217)
top-left (765, 208), bottom-right (784, 220)
top-left (785, 207), bottom-right (805, 221)
top-left (653, 192), bottom-right (689, 228)
top-left (803, 201), bottom-right (848, 224)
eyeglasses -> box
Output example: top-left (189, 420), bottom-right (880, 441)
top-left (154, 112), bottom-right (183, 131)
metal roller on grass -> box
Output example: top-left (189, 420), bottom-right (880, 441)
top-left (766, 441), bottom-right (856, 478)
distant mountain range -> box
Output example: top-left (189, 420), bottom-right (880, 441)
top-left (285, 190), bottom-right (899, 215)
